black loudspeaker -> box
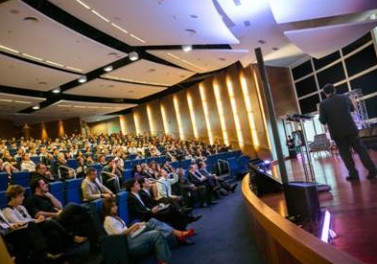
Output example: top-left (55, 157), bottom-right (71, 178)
top-left (283, 182), bottom-right (320, 221)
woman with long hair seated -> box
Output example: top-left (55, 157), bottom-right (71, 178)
top-left (102, 197), bottom-right (194, 264)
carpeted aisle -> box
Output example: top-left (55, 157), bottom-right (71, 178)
top-left (166, 186), bottom-right (266, 264)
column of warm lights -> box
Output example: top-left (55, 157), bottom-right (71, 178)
top-left (173, 96), bottom-right (184, 140)
top-left (240, 72), bottom-right (259, 147)
top-left (133, 111), bottom-right (140, 135)
top-left (213, 81), bottom-right (229, 146)
top-left (160, 103), bottom-right (169, 135)
top-left (199, 84), bottom-right (214, 145)
top-left (146, 105), bottom-right (155, 135)
top-left (41, 123), bottom-right (48, 140)
top-left (119, 115), bottom-right (126, 134)
top-left (226, 77), bottom-right (244, 148)
top-left (186, 92), bottom-right (198, 139)
top-left (58, 120), bottom-right (65, 137)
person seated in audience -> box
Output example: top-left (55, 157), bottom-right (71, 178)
top-left (75, 156), bottom-right (86, 178)
top-left (176, 168), bottom-right (208, 208)
top-left (187, 165), bottom-right (217, 205)
top-left (126, 178), bottom-right (201, 232)
top-left (198, 161), bottom-right (237, 193)
top-left (96, 154), bottom-right (107, 166)
top-left (133, 164), bottom-right (143, 180)
top-left (81, 167), bottom-right (114, 202)
top-left (101, 157), bottom-right (122, 193)
top-left (103, 197), bottom-right (179, 264)
top-left (1, 150), bottom-right (19, 175)
top-left (153, 168), bottom-right (183, 207)
top-left (3, 185), bottom-right (86, 255)
top-left (31, 163), bottom-right (56, 182)
top-left (25, 177), bottom-right (99, 252)
top-left (0, 208), bottom-right (63, 264)
top-left (54, 153), bottom-right (75, 180)
top-left (147, 161), bottom-right (160, 179)
top-left (20, 153), bottom-right (36, 172)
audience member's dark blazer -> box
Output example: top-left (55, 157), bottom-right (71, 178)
top-left (187, 171), bottom-right (206, 186)
top-left (127, 193), bottom-right (153, 222)
top-left (139, 189), bottom-right (157, 209)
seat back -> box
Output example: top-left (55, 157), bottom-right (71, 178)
top-left (0, 191), bottom-right (7, 208)
top-left (11, 171), bottom-right (31, 188)
top-left (64, 178), bottom-right (83, 204)
top-left (117, 191), bottom-right (130, 225)
top-left (49, 181), bottom-right (65, 206)
top-left (0, 172), bottom-right (8, 191)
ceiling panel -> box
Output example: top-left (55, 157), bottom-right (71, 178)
top-left (102, 59), bottom-right (195, 86)
top-left (32, 100), bottom-right (135, 119)
top-left (0, 54), bottom-right (80, 91)
top-left (270, 0), bottom-right (377, 24)
top-left (0, 92), bottom-right (45, 114)
top-left (0, 0), bottom-right (127, 73)
top-left (285, 20), bottom-right (377, 59)
top-left (65, 78), bottom-right (166, 99)
top-left (48, 0), bottom-right (239, 46)
top-left (147, 49), bottom-right (248, 73)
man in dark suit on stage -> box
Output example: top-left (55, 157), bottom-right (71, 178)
top-left (319, 83), bottom-right (377, 181)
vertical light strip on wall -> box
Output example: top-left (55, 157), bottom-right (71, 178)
top-left (133, 111), bottom-right (140, 135)
top-left (173, 95), bottom-right (184, 140)
top-left (226, 77), bottom-right (244, 148)
top-left (58, 120), bottom-right (65, 137)
top-left (199, 83), bottom-right (213, 145)
top-left (160, 103), bottom-right (169, 135)
top-left (119, 115), bottom-right (126, 134)
top-left (41, 123), bottom-right (48, 140)
top-left (213, 80), bottom-right (229, 145)
top-left (146, 105), bottom-right (154, 135)
top-left (186, 92), bottom-right (198, 139)
top-left (240, 71), bottom-right (260, 147)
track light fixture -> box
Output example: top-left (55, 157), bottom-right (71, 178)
top-left (182, 45), bottom-right (193, 52)
top-left (129, 51), bottom-right (139, 61)
top-left (78, 75), bottom-right (87, 83)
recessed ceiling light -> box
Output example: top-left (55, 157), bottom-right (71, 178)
top-left (23, 16), bottom-right (39, 23)
top-left (219, 58), bottom-right (226, 61)
top-left (148, 69), bottom-right (156, 72)
top-left (52, 87), bottom-right (61, 94)
top-left (128, 90), bottom-right (135, 93)
top-left (32, 104), bottom-right (40, 110)
top-left (272, 47), bottom-right (279, 51)
top-left (182, 45), bottom-right (192, 52)
top-left (258, 39), bottom-right (266, 44)
top-left (38, 81), bottom-right (47, 85)
top-left (108, 52), bottom-right (119, 58)
top-left (10, 9), bottom-right (19, 14)
top-left (190, 15), bottom-right (198, 18)
top-left (129, 51), bottom-right (139, 61)
top-left (78, 75), bottom-right (87, 83)
top-left (103, 65), bottom-right (113, 72)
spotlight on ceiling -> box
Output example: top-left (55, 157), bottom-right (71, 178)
top-left (32, 104), bottom-right (40, 110)
top-left (182, 45), bottom-right (193, 52)
top-left (78, 75), bottom-right (87, 83)
top-left (103, 65), bottom-right (113, 72)
top-left (129, 51), bottom-right (139, 61)
top-left (52, 87), bottom-right (61, 94)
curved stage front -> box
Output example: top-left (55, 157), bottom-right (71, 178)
top-left (241, 174), bottom-right (363, 264)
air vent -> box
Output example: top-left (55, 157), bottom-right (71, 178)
top-left (23, 16), bottom-right (39, 23)
top-left (244, 20), bottom-right (251, 27)
top-left (258, 39), bottom-right (266, 44)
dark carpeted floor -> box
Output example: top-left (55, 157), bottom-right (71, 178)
top-left (164, 186), bottom-right (266, 264)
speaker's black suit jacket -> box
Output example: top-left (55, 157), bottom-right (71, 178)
top-left (319, 94), bottom-right (358, 139)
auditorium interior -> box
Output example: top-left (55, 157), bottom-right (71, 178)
top-left (1, 0), bottom-right (377, 264)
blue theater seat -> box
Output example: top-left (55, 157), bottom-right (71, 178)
top-left (0, 172), bottom-right (8, 191)
top-left (64, 178), bottom-right (83, 204)
top-left (123, 169), bottom-right (133, 182)
top-left (30, 156), bottom-right (41, 164)
top-left (11, 171), bottom-right (31, 188)
top-left (49, 181), bottom-right (65, 206)
top-left (67, 159), bottom-right (78, 169)
top-left (180, 159), bottom-right (192, 170)
top-left (0, 191), bottom-right (7, 208)
top-left (116, 191), bottom-right (130, 225)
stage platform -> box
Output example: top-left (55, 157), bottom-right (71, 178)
top-left (262, 151), bottom-right (377, 264)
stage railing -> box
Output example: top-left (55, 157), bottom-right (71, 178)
top-left (242, 174), bottom-right (362, 264)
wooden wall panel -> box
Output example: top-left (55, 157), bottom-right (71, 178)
top-left (28, 117), bottom-right (81, 139)
top-left (187, 85), bottom-right (207, 142)
top-left (89, 117), bottom-right (121, 135)
top-left (161, 94), bottom-right (179, 139)
top-left (147, 99), bottom-right (164, 134)
top-left (175, 89), bottom-right (193, 140)
top-left (123, 113), bottom-right (136, 135)
top-left (133, 104), bottom-right (149, 134)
